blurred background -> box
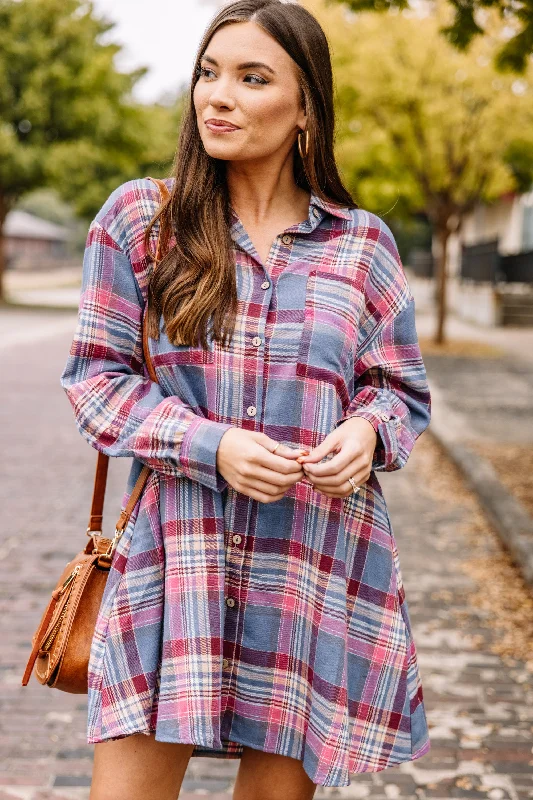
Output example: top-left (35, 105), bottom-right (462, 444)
top-left (1, 0), bottom-right (533, 797)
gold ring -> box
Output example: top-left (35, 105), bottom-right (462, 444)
top-left (272, 442), bottom-right (281, 454)
top-left (348, 476), bottom-right (360, 493)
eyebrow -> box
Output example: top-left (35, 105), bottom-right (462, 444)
top-left (201, 54), bottom-right (276, 76)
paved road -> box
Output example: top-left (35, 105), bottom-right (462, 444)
top-left (416, 309), bottom-right (533, 446)
top-left (422, 351), bottom-right (533, 447)
top-left (1, 307), bottom-right (532, 800)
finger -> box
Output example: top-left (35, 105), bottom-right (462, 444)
top-left (278, 446), bottom-right (310, 460)
top-left (304, 462), bottom-right (369, 491)
top-left (254, 433), bottom-right (307, 458)
top-left (244, 487), bottom-right (290, 503)
top-left (248, 476), bottom-right (294, 496)
top-left (234, 475), bottom-right (283, 498)
top-left (238, 461), bottom-right (305, 490)
top-left (256, 445), bottom-right (309, 475)
top-left (300, 447), bottom-right (351, 477)
top-left (305, 476), bottom-right (364, 498)
top-left (234, 476), bottom-right (288, 502)
top-left (334, 459), bottom-right (371, 486)
top-left (269, 443), bottom-right (309, 460)
top-left (295, 431), bottom-right (341, 465)
top-left (302, 447), bottom-right (368, 478)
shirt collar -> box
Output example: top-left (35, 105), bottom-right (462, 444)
top-left (228, 189), bottom-right (354, 258)
top-left (309, 191), bottom-right (353, 221)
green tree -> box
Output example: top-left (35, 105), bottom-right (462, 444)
top-left (326, 0), bottom-right (533, 73)
top-left (307, 0), bottom-right (533, 343)
top-left (0, 0), bottom-right (177, 301)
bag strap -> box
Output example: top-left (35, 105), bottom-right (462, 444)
top-left (86, 176), bottom-right (171, 539)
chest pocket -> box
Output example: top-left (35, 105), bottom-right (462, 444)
top-left (296, 270), bottom-right (362, 401)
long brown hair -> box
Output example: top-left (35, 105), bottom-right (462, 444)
top-left (143, 0), bottom-right (358, 350)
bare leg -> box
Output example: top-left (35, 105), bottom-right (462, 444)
top-left (89, 733), bottom-right (195, 800)
top-left (232, 746), bottom-right (318, 800)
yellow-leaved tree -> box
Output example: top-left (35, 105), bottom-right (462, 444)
top-left (306, 0), bottom-right (533, 343)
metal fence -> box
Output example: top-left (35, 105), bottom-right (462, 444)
top-left (407, 248), bottom-right (434, 277)
top-left (461, 241), bottom-right (533, 283)
top-left (500, 250), bottom-right (533, 283)
top-left (460, 240), bottom-right (501, 282)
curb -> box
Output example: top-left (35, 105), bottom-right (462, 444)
top-left (427, 382), bottom-right (533, 588)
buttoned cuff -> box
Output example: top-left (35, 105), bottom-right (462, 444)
top-left (179, 418), bottom-right (234, 492)
top-left (335, 404), bottom-right (401, 472)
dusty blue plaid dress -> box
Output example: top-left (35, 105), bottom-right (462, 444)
top-left (60, 176), bottom-right (432, 787)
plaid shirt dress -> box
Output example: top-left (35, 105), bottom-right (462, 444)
top-left (60, 176), bottom-right (432, 788)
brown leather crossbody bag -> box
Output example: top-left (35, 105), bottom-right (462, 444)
top-left (21, 176), bottom-right (170, 693)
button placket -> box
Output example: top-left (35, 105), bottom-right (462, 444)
top-left (245, 274), bottom-right (268, 413)
top-left (224, 257), bottom-right (274, 692)
top-left (221, 212), bottom-right (325, 717)
top-left (222, 496), bottom-right (251, 694)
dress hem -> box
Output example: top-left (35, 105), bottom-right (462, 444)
top-left (87, 728), bottom-right (432, 788)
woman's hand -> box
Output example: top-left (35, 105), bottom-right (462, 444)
top-left (295, 417), bottom-right (378, 498)
top-left (216, 428), bottom-right (309, 503)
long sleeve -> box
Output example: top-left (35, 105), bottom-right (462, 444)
top-left (60, 183), bottom-right (233, 492)
top-left (335, 217), bottom-right (431, 472)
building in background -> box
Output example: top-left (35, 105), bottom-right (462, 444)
top-left (408, 190), bottom-right (533, 327)
top-left (4, 210), bottom-right (72, 271)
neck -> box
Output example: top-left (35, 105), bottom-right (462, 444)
top-left (226, 156), bottom-right (308, 225)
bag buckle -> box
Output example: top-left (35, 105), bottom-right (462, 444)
top-left (104, 528), bottom-right (123, 557)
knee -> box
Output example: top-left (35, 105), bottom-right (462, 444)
top-left (232, 747), bottom-right (317, 800)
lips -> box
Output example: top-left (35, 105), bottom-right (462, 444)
top-left (205, 118), bottom-right (240, 131)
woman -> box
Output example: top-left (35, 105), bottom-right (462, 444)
top-left (61, 1), bottom-right (432, 798)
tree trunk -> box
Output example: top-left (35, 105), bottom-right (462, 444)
top-left (434, 224), bottom-right (450, 345)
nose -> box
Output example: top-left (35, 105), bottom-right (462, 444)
top-left (206, 77), bottom-right (237, 110)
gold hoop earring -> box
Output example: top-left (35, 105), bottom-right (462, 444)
top-left (298, 129), bottom-right (309, 159)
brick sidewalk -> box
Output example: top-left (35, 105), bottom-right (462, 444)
top-left (416, 308), bottom-right (533, 366)
top-left (417, 308), bottom-right (533, 583)
top-left (1, 307), bottom-right (532, 799)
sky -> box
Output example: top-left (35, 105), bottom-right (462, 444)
top-left (91, 0), bottom-right (223, 104)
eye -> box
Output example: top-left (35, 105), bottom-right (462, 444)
top-left (195, 65), bottom-right (269, 86)
top-left (244, 74), bottom-right (269, 85)
top-left (196, 66), bottom-right (214, 80)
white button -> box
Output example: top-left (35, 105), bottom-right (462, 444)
top-left (312, 208), bottom-right (320, 218)
top-left (252, 336), bottom-right (262, 347)
top-left (222, 658), bottom-right (230, 668)
top-left (226, 597), bottom-right (235, 608)
top-left (247, 405), bottom-right (257, 416)
top-left (378, 412), bottom-right (390, 421)
top-left (232, 534), bottom-right (242, 545)
top-left (261, 280), bottom-right (270, 289)
top-left (281, 234), bottom-right (292, 244)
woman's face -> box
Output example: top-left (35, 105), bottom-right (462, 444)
top-left (193, 21), bottom-right (306, 164)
